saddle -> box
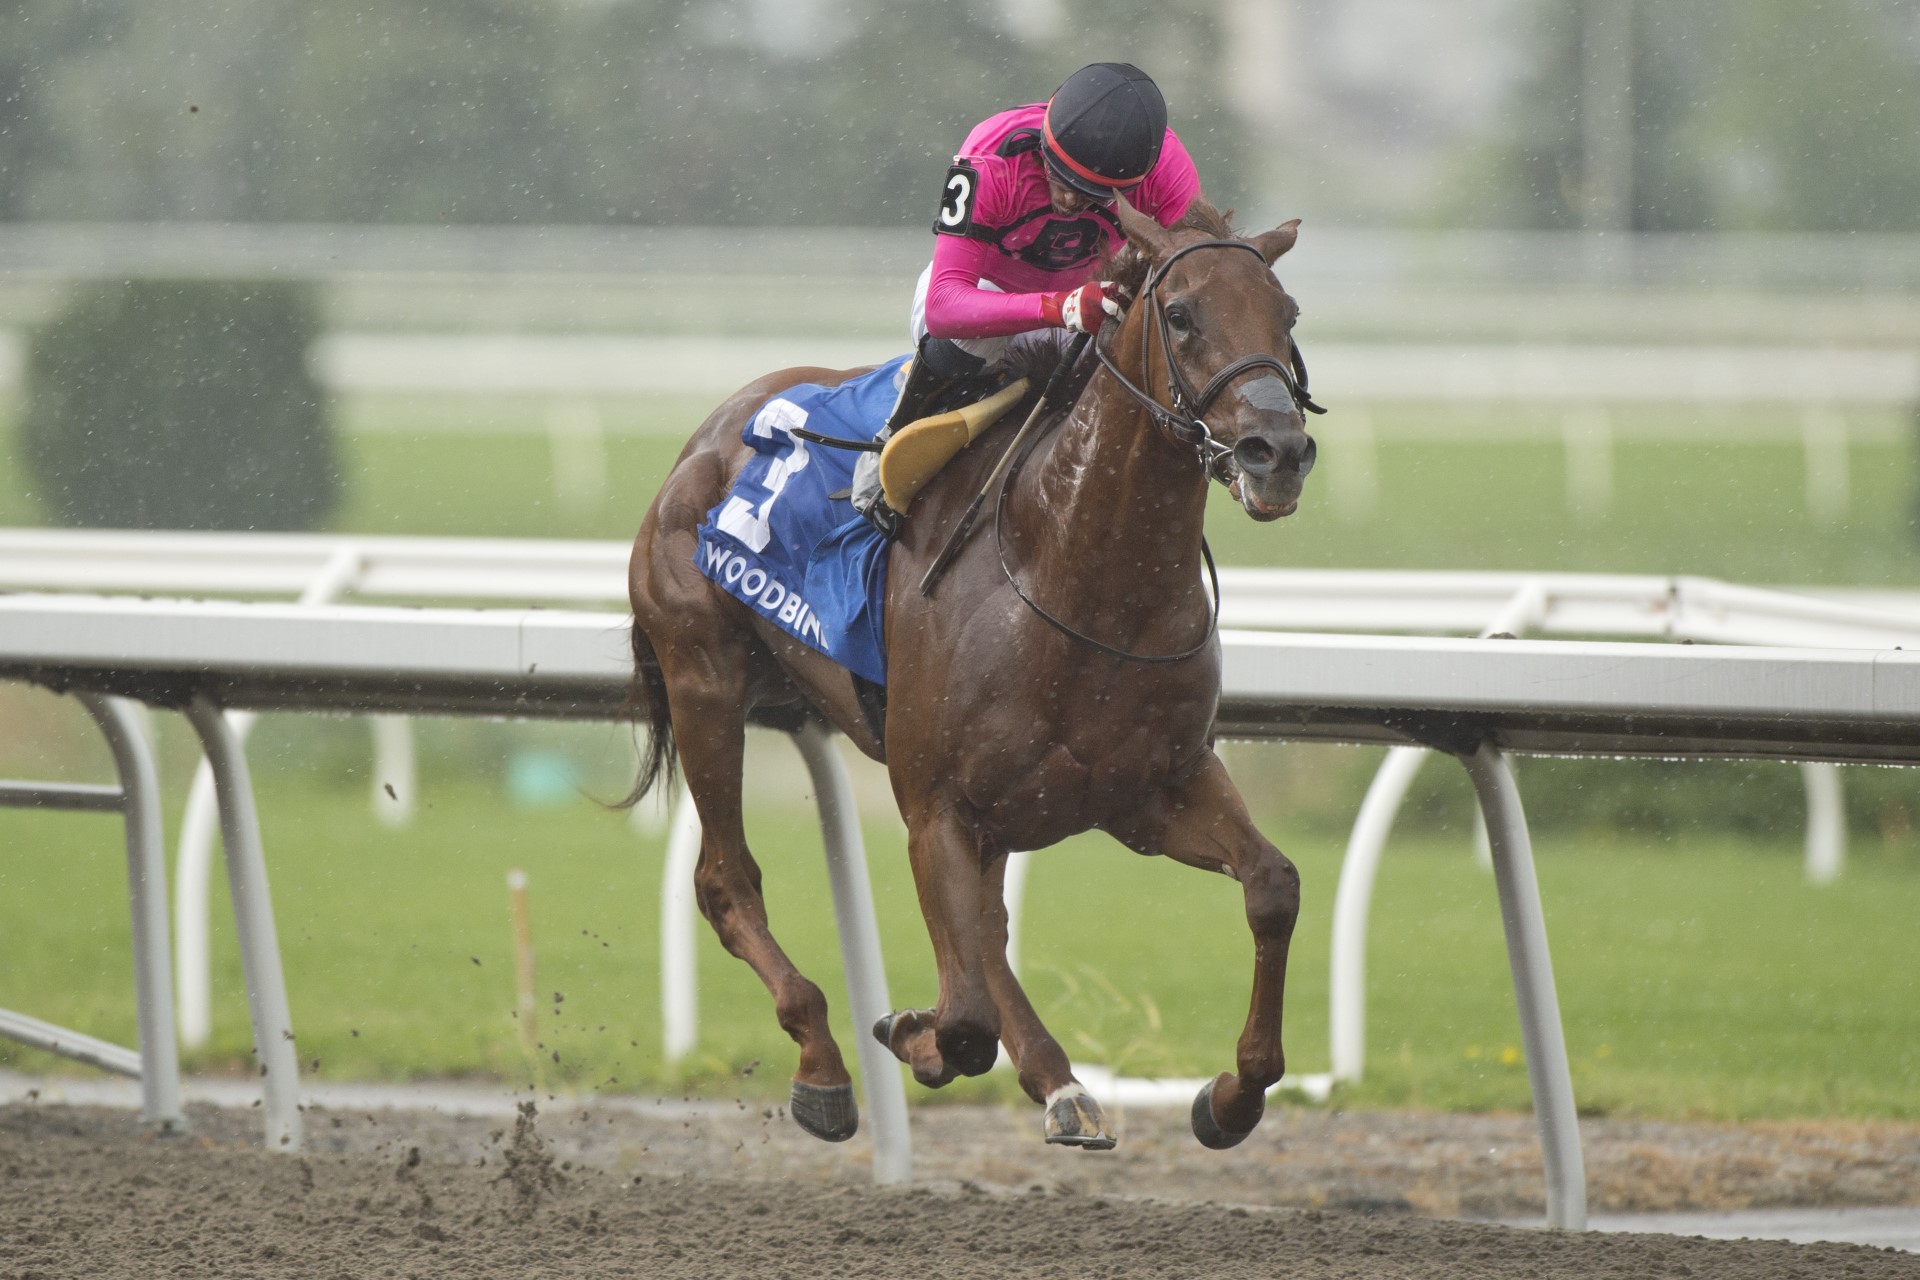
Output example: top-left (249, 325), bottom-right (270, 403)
top-left (876, 376), bottom-right (1030, 513)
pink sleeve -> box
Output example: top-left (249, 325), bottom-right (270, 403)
top-left (1135, 128), bottom-right (1201, 228)
top-left (924, 232), bottom-right (1055, 339)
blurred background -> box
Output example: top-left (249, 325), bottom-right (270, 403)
top-left (4, 0), bottom-right (1918, 550)
top-left (3, 1), bottom-right (1918, 1113)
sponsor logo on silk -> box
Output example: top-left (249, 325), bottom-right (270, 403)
top-left (702, 541), bottom-right (826, 647)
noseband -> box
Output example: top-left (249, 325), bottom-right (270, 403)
top-left (1093, 238), bottom-right (1327, 486)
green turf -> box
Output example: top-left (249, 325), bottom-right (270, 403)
top-left (1201, 405), bottom-right (1920, 583)
top-left (3, 762), bottom-right (1914, 1120)
top-left (335, 400), bottom-right (1920, 585)
top-left (324, 395), bottom-right (711, 542)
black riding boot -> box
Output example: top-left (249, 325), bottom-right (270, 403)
top-left (887, 336), bottom-right (986, 432)
top-left (854, 337), bottom-right (989, 538)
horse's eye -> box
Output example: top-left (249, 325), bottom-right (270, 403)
top-left (1166, 305), bottom-right (1194, 336)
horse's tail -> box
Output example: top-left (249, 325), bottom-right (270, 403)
top-left (616, 617), bottom-right (678, 809)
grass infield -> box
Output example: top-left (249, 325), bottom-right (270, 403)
top-left (2, 762), bottom-right (1915, 1121)
top-left (4, 399), bottom-right (1917, 584)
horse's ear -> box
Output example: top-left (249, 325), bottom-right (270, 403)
top-left (1113, 195), bottom-right (1173, 263)
top-left (1250, 219), bottom-right (1301, 265)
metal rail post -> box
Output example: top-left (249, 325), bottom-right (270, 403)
top-left (1801, 406), bottom-right (1849, 523)
top-left (0, 695), bottom-right (183, 1129)
top-left (77, 693), bottom-right (184, 1131)
top-left (1562, 406), bottom-right (1613, 520)
top-left (369, 714), bottom-right (417, 827)
top-left (1327, 583), bottom-right (1548, 1084)
top-left (793, 721), bottom-right (911, 1185)
top-left (1459, 740), bottom-right (1586, 1230)
top-left (1801, 761), bottom-right (1846, 884)
top-left (176, 545), bottom-right (363, 1047)
top-left (1002, 848), bottom-right (1033, 980)
top-left (1329, 745), bottom-right (1428, 1083)
top-left (655, 735), bottom-right (912, 1186)
top-left (182, 697), bottom-right (303, 1152)
top-left (659, 780), bottom-right (701, 1064)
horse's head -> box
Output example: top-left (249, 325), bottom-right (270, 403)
top-left (1108, 199), bottom-right (1318, 521)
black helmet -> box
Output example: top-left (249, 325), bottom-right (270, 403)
top-left (1042, 62), bottom-right (1168, 200)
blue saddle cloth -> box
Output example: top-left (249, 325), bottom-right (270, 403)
top-left (693, 355), bottom-right (906, 686)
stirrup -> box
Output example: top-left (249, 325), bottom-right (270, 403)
top-left (861, 495), bottom-right (904, 541)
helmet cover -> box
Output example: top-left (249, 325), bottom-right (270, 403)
top-left (1043, 62), bottom-right (1168, 199)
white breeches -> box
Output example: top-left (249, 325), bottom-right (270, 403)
top-left (910, 263), bottom-right (1011, 364)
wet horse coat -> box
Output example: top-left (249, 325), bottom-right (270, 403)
top-left (626, 199), bottom-right (1316, 1148)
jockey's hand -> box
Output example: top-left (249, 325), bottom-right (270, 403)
top-left (1041, 281), bottom-right (1121, 335)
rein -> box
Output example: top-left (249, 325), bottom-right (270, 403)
top-left (993, 418), bottom-right (1222, 664)
top-left (991, 236), bottom-right (1317, 664)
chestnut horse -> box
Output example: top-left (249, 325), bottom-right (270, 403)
top-left (625, 198), bottom-right (1317, 1151)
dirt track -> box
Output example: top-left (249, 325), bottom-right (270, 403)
top-left (4, 1097), bottom-right (1917, 1278)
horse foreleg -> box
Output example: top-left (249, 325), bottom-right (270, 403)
top-left (1111, 752), bottom-right (1300, 1150)
top-left (876, 803), bottom-right (1000, 1086)
top-left (664, 670), bottom-right (856, 1141)
top-left (978, 850), bottom-right (1116, 1149)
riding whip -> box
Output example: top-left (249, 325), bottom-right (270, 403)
top-left (919, 331), bottom-right (1092, 596)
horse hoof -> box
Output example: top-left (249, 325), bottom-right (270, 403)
top-left (943, 1027), bottom-right (1000, 1079)
top-left (790, 1080), bottom-right (859, 1143)
top-left (1044, 1087), bottom-right (1116, 1151)
top-left (1190, 1077), bottom-right (1256, 1151)
top-left (870, 1013), bottom-right (897, 1048)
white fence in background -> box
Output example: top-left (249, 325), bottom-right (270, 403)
top-left (5, 331), bottom-right (1910, 407)
top-left (7, 222), bottom-right (1920, 291)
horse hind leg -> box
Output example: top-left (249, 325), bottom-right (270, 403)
top-left (661, 653), bottom-right (858, 1142)
top-left (977, 850), bottom-right (1116, 1150)
top-left (1110, 754), bottom-right (1300, 1150)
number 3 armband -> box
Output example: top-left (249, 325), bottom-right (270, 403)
top-left (933, 161), bottom-right (979, 236)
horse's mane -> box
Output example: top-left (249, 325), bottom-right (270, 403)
top-left (1103, 198), bottom-right (1237, 296)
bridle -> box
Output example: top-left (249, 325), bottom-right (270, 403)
top-left (1093, 238), bottom-right (1326, 487)
top-left (993, 235), bottom-right (1325, 665)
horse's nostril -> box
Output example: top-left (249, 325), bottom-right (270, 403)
top-left (1299, 435), bottom-right (1317, 476)
top-left (1233, 436), bottom-right (1280, 477)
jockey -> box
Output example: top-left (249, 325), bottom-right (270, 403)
top-left (854, 62), bottom-right (1203, 533)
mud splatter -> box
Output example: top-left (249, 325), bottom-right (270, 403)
top-left (493, 1099), bottom-right (565, 1216)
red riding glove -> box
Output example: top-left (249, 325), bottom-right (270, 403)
top-left (1040, 281), bottom-right (1121, 335)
